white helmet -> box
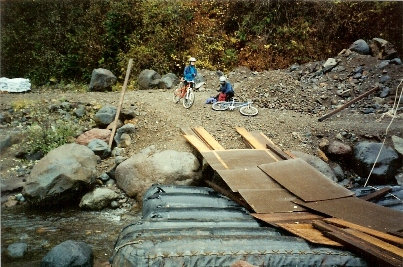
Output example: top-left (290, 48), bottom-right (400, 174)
top-left (219, 76), bottom-right (226, 83)
top-left (189, 57), bottom-right (196, 62)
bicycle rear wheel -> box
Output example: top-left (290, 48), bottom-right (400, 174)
top-left (240, 105), bottom-right (258, 116)
top-left (183, 90), bottom-right (195, 108)
top-left (173, 88), bottom-right (181, 103)
top-left (212, 101), bottom-right (230, 111)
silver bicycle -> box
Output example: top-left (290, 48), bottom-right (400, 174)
top-left (212, 98), bottom-right (258, 116)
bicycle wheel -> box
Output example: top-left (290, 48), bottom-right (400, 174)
top-left (240, 105), bottom-right (258, 116)
top-left (183, 90), bottom-right (195, 109)
top-left (212, 101), bottom-right (230, 111)
top-left (173, 88), bottom-right (181, 103)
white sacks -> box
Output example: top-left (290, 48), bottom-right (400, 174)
top-left (0, 78), bottom-right (31, 93)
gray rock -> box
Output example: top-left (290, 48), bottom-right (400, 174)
top-left (115, 156), bottom-right (127, 165)
top-left (392, 136), bottom-right (403, 156)
top-left (112, 147), bottom-right (123, 157)
top-left (120, 107), bottom-right (137, 121)
top-left (99, 173), bottom-right (110, 182)
top-left (111, 200), bottom-right (120, 209)
top-left (390, 58), bottom-right (402, 65)
top-left (115, 147), bottom-right (201, 200)
top-left (160, 73), bottom-right (179, 89)
top-left (0, 135), bottom-right (12, 154)
top-left (114, 123), bottom-right (136, 144)
top-left (353, 141), bottom-right (400, 184)
top-left (87, 139), bottom-right (110, 159)
top-left (22, 144), bottom-right (97, 205)
top-left (79, 188), bottom-right (119, 210)
top-left (40, 240), bottom-right (93, 267)
top-left (377, 60), bottom-right (390, 69)
top-left (74, 105), bottom-right (86, 118)
top-left (349, 39), bottom-right (370, 55)
top-left (88, 68), bottom-right (117, 92)
top-left (7, 242), bottom-right (28, 258)
top-left (370, 38), bottom-right (398, 60)
top-left (396, 172), bottom-right (403, 186)
top-left (332, 164), bottom-right (345, 181)
top-left (94, 106), bottom-right (117, 127)
top-left (291, 151), bottom-right (338, 182)
top-left (323, 58), bottom-right (338, 70)
top-left (379, 86), bottom-right (390, 98)
top-left (380, 75), bottom-right (390, 84)
top-left (138, 69), bottom-right (161, 90)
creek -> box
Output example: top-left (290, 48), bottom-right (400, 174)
top-left (1, 205), bottom-right (140, 266)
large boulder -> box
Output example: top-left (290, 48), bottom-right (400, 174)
top-left (79, 188), bottom-right (119, 210)
top-left (94, 106), bottom-right (117, 127)
top-left (115, 146), bottom-right (201, 200)
top-left (327, 141), bottom-right (352, 161)
top-left (75, 128), bottom-right (111, 146)
top-left (349, 39), bottom-right (370, 55)
top-left (40, 240), bottom-right (93, 267)
top-left (369, 38), bottom-right (398, 60)
top-left (138, 69), bottom-right (161, 90)
top-left (291, 151), bottom-right (338, 182)
top-left (88, 68), bottom-right (117, 92)
top-left (353, 141), bottom-right (401, 185)
top-left (160, 73), bottom-right (179, 89)
top-left (22, 144), bottom-right (98, 205)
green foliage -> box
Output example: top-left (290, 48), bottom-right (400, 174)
top-left (23, 120), bottom-right (80, 156)
top-left (1, 0), bottom-right (402, 85)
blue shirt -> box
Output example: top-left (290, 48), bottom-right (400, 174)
top-left (184, 65), bottom-right (197, 81)
top-left (220, 82), bottom-right (234, 94)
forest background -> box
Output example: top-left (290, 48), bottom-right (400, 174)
top-left (1, 0), bottom-right (402, 86)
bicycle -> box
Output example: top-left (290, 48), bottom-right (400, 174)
top-left (173, 80), bottom-right (195, 109)
top-left (212, 98), bottom-right (259, 116)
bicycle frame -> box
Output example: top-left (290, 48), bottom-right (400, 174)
top-left (227, 99), bottom-right (253, 110)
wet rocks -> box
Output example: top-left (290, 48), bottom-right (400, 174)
top-left (22, 144), bottom-right (98, 205)
top-left (7, 242), bottom-right (28, 258)
top-left (40, 240), bottom-right (93, 267)
top-left (353, 141), bottom-right (400, 185)
top-left (79, 187), bottom-right (119, 210)
top-left (88, 68), bottom-right (117, 92)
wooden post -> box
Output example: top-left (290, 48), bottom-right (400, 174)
top-left (108, 58), bottom-right (133, 149)
top-left (318, 86), bottom-right (380, 122)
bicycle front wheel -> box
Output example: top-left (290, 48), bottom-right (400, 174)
top-left (212, 101), bottom-right (230, 111)
top-left (183, 90), bottom-right (195, 108)
top-left (173, 88), bottom-right (181, 103)
top-left (240, 105), bottom-right (258, 116)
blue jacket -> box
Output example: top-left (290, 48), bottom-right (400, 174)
top-left (184, 65), bottom-right (197, 81)
top-left (220, 82), bottom-right (234, 94)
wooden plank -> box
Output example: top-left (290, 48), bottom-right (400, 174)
top-left (238, 189), bottom-right (305, 213)
top-left (235, 127), bottom-right (267, 150)
top-left (313, 220), bottom-right (402, 266)
top-left (251, 212), bottom-right (324, 225)
top-left (344, 228), bottom-right (403, 258)
top-left (192, 127), bottom-right (225, 150)
top-left (276, 223), bottom-right (343, 247)
top-left (324, 218), bottom-right (403, 248)
top-left (181, 127), bottom-right (195, 136)
top-left (250, 131), bottom-right (291, 160)
top-left (259, 158), bottom-right (353, 202)
top-left (295, 197), bottom-right (403, 233)
top-left (359, 186), bottom-right (392, 201)
top-left (183, 135), bottom-right (211, 152)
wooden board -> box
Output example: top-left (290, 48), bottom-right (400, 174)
top-left (249, 131), bottom-right (292, 160)
top-left (258, 158), bottom-right (353, 202)
top-left (252, 212), bottom-right (325, 225)
top-left (192, 127), bottom-right (225, 150)
top-left (201, 149), bottom-right (278, 170)
top-left (295, 197), bottom-right (403, 233)
top-left (324, 218), bottom-right (403, 248)
top-left (183, 135), bottom-right (211, 152)
top-left (238, 189), bottom-right (305, 213)
top-left (236, 127), bottom-right (267, 149)
top-left (215, 167), bottom-right (283, 192)
top-left (276, 223), bottom-right (343, 247)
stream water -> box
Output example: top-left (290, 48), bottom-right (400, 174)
top-left (1, 205), bottom-right (140, 266)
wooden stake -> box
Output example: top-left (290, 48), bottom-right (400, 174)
top-left (318, 86), bottom-right (380, 122)
top-left (108, 58), bottom-right (133, 148)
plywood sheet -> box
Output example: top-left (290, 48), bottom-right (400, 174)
top-left (215, 167), bottom-right (283, 192)
top-left (201, 149), bottom-right (278, 170)
top-left (238, 189), bottom-right (305, 213)
top-left (295, 197), bottom-right (403, 233)
top-left (249, 131), bottom-right (291, 160)
top-left (276, 223), bottom-right (343, 247)
top-left (252, 212), bottom-right (324, 225)
top-left (258, 158), bottom-right (353, 202)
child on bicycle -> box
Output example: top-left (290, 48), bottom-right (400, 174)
top-left (217, 76), bottom-right (234, 101)
top-left (183, 57), bottom-right (197, 89)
